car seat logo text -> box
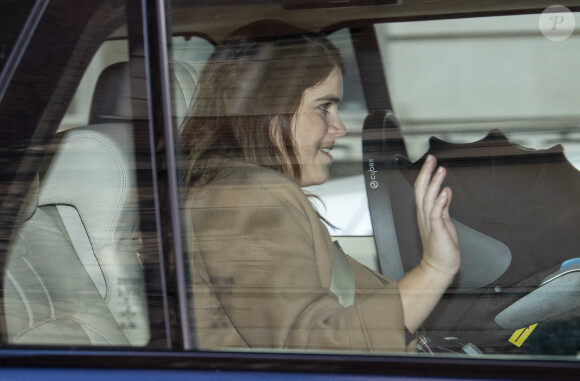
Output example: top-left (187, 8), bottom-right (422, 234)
top-left (368, 159), bottom-right (378, 189)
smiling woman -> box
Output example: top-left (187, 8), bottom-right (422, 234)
top-left (180, 20), bottom-right (460, 352)
top-left (180, 21), bottom-right (346, 188)
top-left (292, 67), bottom-right (346, 186)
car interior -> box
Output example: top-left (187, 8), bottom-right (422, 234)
top-left (0, 0), bottom-right (579, 360)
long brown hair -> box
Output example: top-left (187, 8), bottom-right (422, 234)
top-left (180, 21), bottom-right (345, 189)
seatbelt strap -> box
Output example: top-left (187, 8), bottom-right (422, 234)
top-left (362, 111), bottom-right (405, 281)
top-left (330, 241), bottom-right (355, 307)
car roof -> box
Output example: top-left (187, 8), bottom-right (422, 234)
top-left (162, 0), bottom-right (580, 41)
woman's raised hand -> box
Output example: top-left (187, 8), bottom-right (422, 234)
top-left (414, 155), bottom-right (461, 276)
top-left (398, 155), bottom-right (462, 331)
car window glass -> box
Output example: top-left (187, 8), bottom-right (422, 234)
top-left (0, 0), bottom-right (37, 75)
top-left (378, 14), bottom-right (580, 164)
top-left (1, 3), bottom-right (167, 347)
top-left (373, 12), bottom-right (580, 356)
top-left (171, 1), bottom-right (580, 360)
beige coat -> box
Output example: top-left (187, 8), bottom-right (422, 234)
top-left (185, 163), bottom-right (412, 352)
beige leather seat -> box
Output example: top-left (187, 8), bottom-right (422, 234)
top-left (4, 170), bottom-right (135, 345)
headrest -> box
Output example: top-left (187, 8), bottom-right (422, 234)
top-left (89, 62), bottom-right (148, 123)
top-left (89, 61), bottom-right (201, 128)
top-left (17, 172), bottom-right (39, 224)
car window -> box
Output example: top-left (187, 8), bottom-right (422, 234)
top-left (172, 1), bottom-right (580, 360)
top-left (0, 1), bottom-right (169, 348)
top-left (0, 0), bottom-right (37, 75)
top-left (379, 14), bottom-right (580, 164)
top-left (371, 12), bottom-right (580, 356)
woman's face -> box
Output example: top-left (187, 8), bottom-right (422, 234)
top-left (292, 68), bottom-right (346, 187)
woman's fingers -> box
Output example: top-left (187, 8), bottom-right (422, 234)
top-left (415, 155), bottom-right (449, 232)
top-left (442, 186), bottom-right (452, 221)
top-left (441, 187), bottom-right (459, 243)
top-left (423, 166), bottom-right (446, 218)
top-left (414, 157), bottom-right (461, 275)
top-left (414, 155), bottom-right (437, 220)
top-left (428, 187), bottom-right (448, 232)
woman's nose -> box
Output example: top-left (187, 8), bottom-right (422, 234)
top-left (331, 115), bottom-right (347, 136)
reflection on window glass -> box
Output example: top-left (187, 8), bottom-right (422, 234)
top-left (0, 0), bottom-right (36, 74)
top-left (3, 16), bottom-right (154, 346)
top-left (173, 6), bottom-right (580, 360)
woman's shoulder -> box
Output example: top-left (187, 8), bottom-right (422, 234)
top-left (216, 162), bottom-right (299, 191)
top-left (191, 162), bottom-right (309, 211)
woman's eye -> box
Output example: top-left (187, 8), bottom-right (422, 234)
top-left (318, 103), bottom-right (331, 114)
